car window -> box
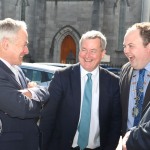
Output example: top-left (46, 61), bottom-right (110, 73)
top-left (47, 73), bottom-right (54, 81)
top-left (22, 68), bottom-right (54, 84)
top-left (32, 70), bottom-right (42, 82)
top-left (22, 68), bottom-right (43, 84)
top-left (22, 68), bottom-right (33, 81)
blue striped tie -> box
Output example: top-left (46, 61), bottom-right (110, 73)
top-left (78, 73), bottom-right (92, 150)
top-left (133, 69), bottom-right (145, 126)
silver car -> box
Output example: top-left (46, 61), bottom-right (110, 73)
top-left (34, 62), bottom-right (72, 68)
top-left (20, 62), bottom-right (62, 86)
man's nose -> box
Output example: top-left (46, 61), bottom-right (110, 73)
top-left (123, 47), bottom-right (129, 54)
top-left (23, 46), bottom-right (29, 54)
top-left (85, 51), bottom-right (91, 58)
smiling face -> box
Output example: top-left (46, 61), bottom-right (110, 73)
top-left (79, 38), bottom-right (106, 72)
top-left (1, 28), bottom-right (29, 65)
top-left (123, 29), bottom-right (150, 69)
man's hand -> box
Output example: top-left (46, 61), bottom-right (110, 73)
top-left (122, 131), bottom-right (131, 150)
top-left (27, 81), bottom-right (37, 88)
top-left (19, 89), bottom-right (32, 99)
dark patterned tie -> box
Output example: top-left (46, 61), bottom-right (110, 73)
top-left (78, 73), bottom-right (92, 150)
top-left (133, 69), bottom-right (145, 126)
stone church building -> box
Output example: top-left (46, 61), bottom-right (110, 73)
top-left (0, 0), bottom-right (150, 67)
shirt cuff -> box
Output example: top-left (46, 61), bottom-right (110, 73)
top-left (28, 89), bottom-right (39, 101)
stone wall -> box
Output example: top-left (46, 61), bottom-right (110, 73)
top-left (0, 0), bottom-right (149, 67)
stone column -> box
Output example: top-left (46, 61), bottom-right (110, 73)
top-left (141, 0), bottom-right (150, 21)
top-left (91, 0), bottom-right (100, 30)
top-left (118, 0), bottom-right (126, 51)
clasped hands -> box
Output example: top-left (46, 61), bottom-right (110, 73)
top-left (19, 81), bottom-right (37, 99)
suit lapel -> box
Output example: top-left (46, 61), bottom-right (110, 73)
top-left (124, 67), bottom-right (133, 107)
top-left (99, 68), bottom-right (107, 122)
top-left (121, 67), bottom-right (133, 120)
top-left (142, 82), bottom-right (150, 115)
top-left (0, 60), bottom-right (27, 89)
top-left (70, 64), bottom-right (81, 124)
top-left (0, 60), bottom-right (21, 88)
top-left (17, 68), bottom-right (27, 88)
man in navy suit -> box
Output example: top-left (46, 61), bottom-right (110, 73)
top-left (39, 30), bottom-right (121, 150)
top-left (0, 18), bottom-right (49, 150)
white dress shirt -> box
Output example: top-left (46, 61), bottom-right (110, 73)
top-left (72, 66), bottom-right (100, 148)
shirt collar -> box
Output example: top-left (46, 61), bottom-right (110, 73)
top-left (80, 65), bottom-right (99, 78)
top-left (0, 58), bottom-right (12, 69)
top-left (133, 62), bottom-right (150, 75)
top-left (145, 62), bottom-right (150, 72)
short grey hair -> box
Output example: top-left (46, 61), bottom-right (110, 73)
top-left (0, 18), bottom-right (27, 41)
top-left (79, 30), bottom-right (107, 51)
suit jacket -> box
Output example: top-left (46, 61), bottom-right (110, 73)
top-left (126, 101), bottom-right (150, 150)
top-left (39, 63), bottom-right (121, 150)
top-left (0, 60), bottom-right (49, 150)
top-left (120, 62), bottom-right (150, 136)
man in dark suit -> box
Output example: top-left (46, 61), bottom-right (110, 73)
top-left (120, 62), bottom-right (150, 136)
top-left (0, 18), bottom-right (49, 150)
top-left (122, 102), bottom-right (150, 150)
top-left (120, 22), bottom-right (150, 149)
top-left (39, 30), bottom-right (121, 150)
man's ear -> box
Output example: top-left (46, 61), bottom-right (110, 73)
top-left (1, 38), bottom-right (9, 50)
top-left (102, 50), bottom-right (106, 58)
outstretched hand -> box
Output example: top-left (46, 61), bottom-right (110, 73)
top-left (122, 131), bottom-right (131, 150)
